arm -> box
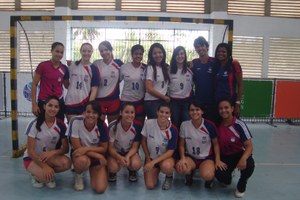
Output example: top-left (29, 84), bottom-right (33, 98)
top-left (89, 86), bottom-right (98, 101)
top-left (31, 73), bottom-right (41, 116)
top-left (125, 141), bottom-right (140, 159)
top-left (212, 138), bottom-right (227, 171)
top-left (144, 149), bottom-right (175, 172)
top-left (141, 135), bottom-right (151, 161)
top-left (63, 79), bottom-right (69, 89)
top-left (176, 137), bottom-right (188, 171)
top-left (72, 137), bottom-right (108, 157)
top-left (145, 80), bottom-right (170, 102)
top-left (237, 139), bottom-right (253, 170)
top-left (39, 138), bottom-right (69, 162)
top-left (234, 71), bottom-right (243, 117)
top-left (108, 141), bottom-right (127, 166)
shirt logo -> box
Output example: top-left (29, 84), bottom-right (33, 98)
top-left (111, 71), bottom-right (116, 78)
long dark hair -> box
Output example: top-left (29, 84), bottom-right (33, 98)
top-left (170, 46), bottom-right (189, 74)
top-left (214, 43), bottom-right (233, 74)
top-left (75, 42), bottom-right (93, 66)
top-left (147, 43), bottom-right (170, 83)
top-left (113, 102), bottom-right (135, 133)
top-left (36, 96), bottom-right (60, 132)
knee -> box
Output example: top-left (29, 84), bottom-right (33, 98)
top-left (107, 159), bottom-right (120, 173)
top-left (145, 182), bottom-right (156, 190)
top-left (93, 184), bottom-right (107, 194)
top-left (160, 161), bottom-right (175, 174)
top-left (60, 157), bottom-right (72, 171)
top-left (130, 159), bottom-right (142, 171)
top-left (73, 156), bottom-right (89, 169)
top-left (200, 170), bottom-right (215, 181)
top-left (215, 170), bottom-right (232, 184)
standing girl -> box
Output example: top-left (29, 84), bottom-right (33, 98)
top-left (215, 99), bottom-right (255, 198)
top-left (69, 101), bottom-right (109, 193)
top-left (120, 44), bottom-right (146, 124)
top-left (93, 41), bottom-right (123, 123)
top-left (31, 42), bottom-right (69, 121)
top-left (65, 43), bottom-right (100, 121)
top-left (23, 96), bottom-right (71, 188)
top-left (141, 103), bottom-right (178, 190)
top-left (107, 103), bottom-right (143, 182)
top-left (144, 43), bottom-right (170, 119)
top-left (176, 101), bottom-right (225, 187)
top-left (169, 46), bottom-right (193, 129)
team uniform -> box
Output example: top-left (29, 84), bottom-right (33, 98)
top-left (215, 117), bottom-right (255, 193)
top-left (35, 60), bottom-right (69, 120)
top-left (120, 63), bottom-right (146, 117)
top-left (93, 59), bottom-right (123, 115)
top-left (191, 58), bottom-right (217, 122)
top-left (68, 115), bottom-right (109, 166)
top-left (23, 118), bottom-right (67, 169)
top-left (141, 119), bottom-right (178, 159)
top-left (109, 120), bottom-right (142, 154)
top-left (65, 62), bottom-right (100, 115)
top-left (144, 65), bottom-right (169, 119)
top-left (179, 119), bottom-right (217, 168)
top-left (215, 60), bottom-right (242, 103)
top-left (169, 68), bottom-right (193, 128)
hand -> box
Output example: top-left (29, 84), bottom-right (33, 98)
top-left (164, 96), bottom-right (171, 103)
top-left (32, 103), bottom-right (40, 116)
top-left (124, 155), bottom-right (131, 166)
top-left (176, 158), bottom-right (188, 171)
top-left (42, 164), bottom-right (55, 182)
top-left (98, 154), bottom-right (107, 166)
top-left (144, 160), bottom-right (155, 172)
top-left (237, 158), bottom-right (247, 170)
top-left (39, 151), bottom-right (56, 163)
top-left (117, 156), bottom-right (128, 167)
top-left (234, 104), bottom-right (241, 117)
top-left (215, 160), bottom-right (227, 171)
top-left (73, 147), bottom-right (88, 157)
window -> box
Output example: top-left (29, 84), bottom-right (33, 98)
top-left (20, 0), bottom-right (55, 11)
top-left (268, 37), bottom-right (300, 79)
top-left (0, 0), bottom-right (15, 11)
top-left (19, 30), bottom-right (54, 72)
top-left (232, 36), bottom-right (264, 78)
top-left (166, 0), bottom-right (205, 14)
top-left (0, 31), bottom-right (10, 72)
top-left (121, 0), bottom-right (161, 11)
top-left (271, 0), bottom-right (300, 18)
top-left (78, 0), bottom-right (115, 10)
top-left (228, 0), bottom-right (265, 16)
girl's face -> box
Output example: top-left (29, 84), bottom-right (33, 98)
top-left (132, 49), bottom-right (144, 64)
top-left (99, 44), bottom-right (112, 61)
top-left (176, 49), bottom-right (186, 65)
top-left (121, 105), bottom-right (135, 124)
top-left (44, 99), bottom-right (59, 118)
top-left (152, 47), bottom-right (164, 65)
top-left (194, 44), bottom-right (208, 57)
top-left (51, 45), bottom-right (64, 62)
top-left (189, 104), bottom-right (203, 121)
top-left (218, 100), bottom-right (234, 119)
top-left (157, 106), bottom-right (171, 124)
top-left (216, 47), bottom-right (228, 62)
top-left (84, 105), bottom-right (99, 125)
top-left (80, 44), bottom-right (93, 62)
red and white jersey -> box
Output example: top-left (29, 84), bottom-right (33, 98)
top-left (120, 62), bottom-right (146, 102)
top-left (23, 118), bottom-right (66, 158)
top-left (68, 115), bottom-right (109, 147)
top-left (109, 120), bottom-right (142, 154)
top-left (180, 119), bottom-right (217, 159)
top-left (144, 65), bottom-right (169, 101)
top-left (169, 68), bottom-right (193, 99)
top-left (141, 119), bottom-right (178, 159)
top-left (65, 62), bottom-right (100, 107)
top-left (93, 59), bottom-right (122, 99)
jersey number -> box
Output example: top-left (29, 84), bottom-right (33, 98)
top-left (76, 81), bottom-right (83, 90)
top-left (131, 82), bottom-right (140, 90)
top-left (104, 79), bottom-right (108, 86)
top-left (180, 82), bottom-right (184, 90)
top-left (192, 147), bottom-right (201, 155)
top-left (155, 147), bottom-right (160, 155)
top-left (161, 81), bottom-right (165, 89)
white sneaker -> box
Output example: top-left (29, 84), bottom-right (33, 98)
top-left (31, 176), bottom-right (44, 188)
top-left (74, 173), bottom-right (84, 191)
top-left (235, 189), bottom-right (245, 198)
top-left (45, 179), bottom-right (56, 188)
top-left (162, 176), bottom-right (173, 190)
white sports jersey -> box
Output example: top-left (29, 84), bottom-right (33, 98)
top-left (120, 62), bottom-right (146, 102)
top-left (109, 120), bottom-right (142, 154)
top-left (68, 116), bottom-right (109, 147)
top-left (65, 62), bottom-right (99, 106)
top-left (180, 119), bottom-right (217, 159)
top-left (144, 65), bottom-right (169, 101)
top-left (169, 68), bottom-right (193, 99)
top-left (93, 59), bottom-right (122, 99)
top-left (23, 118), bottom-right (66, 158)
top-left (141, 119), bottom-right (178, 159)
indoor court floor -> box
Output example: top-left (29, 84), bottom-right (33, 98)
top-left (0, 117), bottom-right (299, 200)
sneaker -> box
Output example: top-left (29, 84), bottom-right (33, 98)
top-left (235, 189), bottom-right (245, 198)
top-left (45, 179), bottom-right (56, 188)
top-left (108, 173), bottom-right (117, 182)
top-left (31, 176), bottom-right (44, 188)
top-left (184, 173), bottom-right (194, 186)
top-left (204, 180), bottom-right (214, 189)
top-left (162, 175), bottom-right (173, 190)
top-left (74, 173), bottom-right (84, 191)
top-left (128, 170), bottom-right (137, 182)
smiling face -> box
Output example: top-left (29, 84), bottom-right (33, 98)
top-left (152, 47), bottom-right (164, 66)
top-left (218, 100), bottom-right (234, 120)
top-left (44, 99), bottom-right (60, 118)
top-left (189, 104), bottom-right (203, 121)
top-left (120, 105), bottom-right (135, 124)
top-left (194, 44), bottom-right (208, 58)
top-left (83, 104), bottom-right (99, 126)
top-left (157, 106), bottom-right (171, 124)
top-left (99, 44), bottom-right (113, 62)
top-left (51, 45), bottom-right (64, 63)
top-left (176, 49), bottom-right (186, 66)
top-left (80, 44), bottom-right (93, 63)
top-left (216, 47), bottom-right (228, 62)
top-left (132, 49), bottom-right (144, 65)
